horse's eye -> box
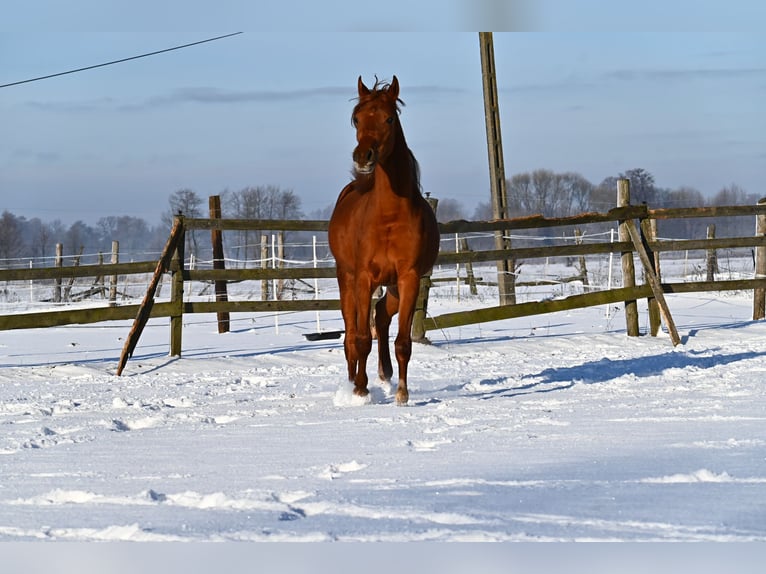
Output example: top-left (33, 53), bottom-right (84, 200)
top-left (386, 116), bottom-right (394, 125)
top-left (352, 116), bottom-right (359, 127)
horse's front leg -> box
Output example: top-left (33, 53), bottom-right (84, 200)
top-left (393, 273), bottom-right (420, 405)
top-left (337, 272), bottom-right (358, 383)
top-left (352, 276), bottom-right (375, 398)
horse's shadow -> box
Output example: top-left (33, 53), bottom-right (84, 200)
top-left (460, 348), bottom-right (766, 400)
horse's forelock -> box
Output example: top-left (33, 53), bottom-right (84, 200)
top-left (352, 79), bottom-right (404, 117)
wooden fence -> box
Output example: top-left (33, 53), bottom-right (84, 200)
top-left (3, 195), bottom-right (766, 369)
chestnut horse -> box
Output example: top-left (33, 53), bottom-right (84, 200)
top-left (328, 76), bottom-right (439, 406)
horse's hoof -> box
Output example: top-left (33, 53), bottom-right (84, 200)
top-left (395, 391), bottom-right (409, 406)
top-left (353, 387), bottom-right (369, 398)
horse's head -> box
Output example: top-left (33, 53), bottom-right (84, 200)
top-left (351, 75), bottom-right (403, 177)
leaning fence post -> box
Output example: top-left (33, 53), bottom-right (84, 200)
top-left (617, 178), bottom-right (639, 337)
top-left (753, 198), bottom-right (766, 320)
top-left (117, 216), bottom-right (185, 375)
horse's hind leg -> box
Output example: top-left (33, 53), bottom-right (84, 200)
top-left (375, 287), bottom-right (399, 382)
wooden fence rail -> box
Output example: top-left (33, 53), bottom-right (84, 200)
top-left (3, 192), bottom-right (766, 369)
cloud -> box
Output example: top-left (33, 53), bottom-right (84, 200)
top-left (24, 84), bottom-right (467, 113)
top-left (11, 149), bottom-right (62, 164)
top-left (604, 67), bottom-right (766, 82)
top-left (25, 97), bottom-right (118, 113)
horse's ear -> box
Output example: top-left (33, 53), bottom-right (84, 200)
top-left (389, 75), bottom-right (400, 101)
top-left (358, 76), bottom-right (371, 97)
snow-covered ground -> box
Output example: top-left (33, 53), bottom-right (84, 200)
top-left (2, 257), bottom-right (766, 547)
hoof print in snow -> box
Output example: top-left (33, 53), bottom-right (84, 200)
top-left (111, 419), bottom-right (131, 432)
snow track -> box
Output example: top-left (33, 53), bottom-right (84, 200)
top-left (2, 293), bottom-right (766, 541)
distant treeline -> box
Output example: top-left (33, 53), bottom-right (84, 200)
top-left (0, 169), bottom-right (759, 267)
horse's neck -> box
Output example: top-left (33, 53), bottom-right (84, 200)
top-left (376, 138), bottom-right (418, 199)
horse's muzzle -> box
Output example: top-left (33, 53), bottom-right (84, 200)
top-left (353, 144), bottom-right (378, 175)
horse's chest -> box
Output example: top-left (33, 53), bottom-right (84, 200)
top-left (356, 222), bottom-right (412, 281)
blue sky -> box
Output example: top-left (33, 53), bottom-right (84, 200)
top-left (1, 2), bottom-right (765, 225)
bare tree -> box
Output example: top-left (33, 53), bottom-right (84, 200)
top-left (224, 186), bottom-right (303, 265)
top-left (509, 170), bottom-right (594, 218)
top-left (661, 186), bottom-right (707, 239)
top-left (435, 198), bottom-right (467, 223)
top-left (163, 189), bottom-right (204, 259)
top-left (472, 201), bottom-right (493, 221)
top-left (709, 183), bottom-right (758, 238)
top-left (558, 172), bottom-right (594, 214)
top-left (0, 211), bottom-right (24, 264)
top-left (619, 168), bottom-right (657, 205)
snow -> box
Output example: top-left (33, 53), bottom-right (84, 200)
top-left (2, 265), bottom-right (766, 549)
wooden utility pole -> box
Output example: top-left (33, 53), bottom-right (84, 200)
top-left (754, 198), bottom-right (766, 320)
top-left (479, 32), bottom-right (515, 305)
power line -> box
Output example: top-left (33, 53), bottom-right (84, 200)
top-left (0, 32), bottom-right (243, 89)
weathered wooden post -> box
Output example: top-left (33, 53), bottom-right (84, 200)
top-left (54, 243), bottom-right (63, 303)
top-left (706, 224), bottom-right (718, 282)
top-left (63, 246), bottom-right (83, 302)
top-left (573, 228), bottom-right (590, 289)
top-left (617, 178), bottom-right (640, 336)
top-left (412, 194), bottom-right (439, 342)
top-left (479, 32), bottom-right (516, 305)
top-left (109, 240), bottom-right (119, 306)
top-left (640, 217), bottom-right (661, 336)
top-left (209, 195), bottom-right (230, 333)
top-left (169, 216), bottom-right (186, 357)
top-left (96, 252), bottom-right (105, 298)
top-left (459, 237), bottom-right (479, 295)
top-left (753, 198), bottom-right (766, 320)
top-left (260, 235), bottom-right (269, 300)
top-left (277, 231), bottom-right (285, 300)
top-left (117, 216), bottom-right (186, 375)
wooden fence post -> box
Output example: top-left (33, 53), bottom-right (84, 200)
top-left (63, 246), bottom-right (83, 302)
top-left (412, 195), bottom-right (439, 342)
top-left (117, 215), bottom-right (184, 377)
top-left (753, 198), bottom-right (766, 320)
top-left (96, 252), bottom-right (105, 298)
top-left (573, 228), bottom-right (590, 289)
top-left (209, 195), bottom-right (230, 333)
top-left (617, 179), bottom-right (640, 337)
top-left (54, 243), bottom-right (63, 303)
top-left (459, 237), bottom-right (479, 295)
top-left (169, 217), bottom-right (186, 357)
top-left (640, 217), bottom-right (661, 336)
top-left (623, 219), bottom-right (681, 346)
top-left (261, 235), bottom-right (269, 300)
top-left (109, 240), bottom-right (119, 306)
top-left (706, 224), bottom-right (718, 282)
top-left (277, 231), bottom-right (285, 300)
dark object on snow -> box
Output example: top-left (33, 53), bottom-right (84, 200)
top-left (303, 330), bottom-right (344, 341)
